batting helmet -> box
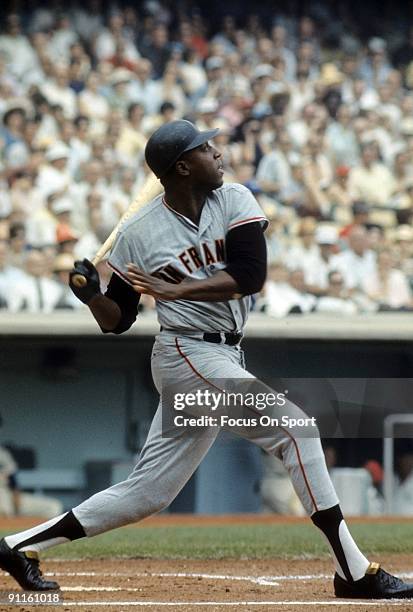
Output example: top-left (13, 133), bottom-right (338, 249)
top-left (145, 120), bottom-right (219, 178)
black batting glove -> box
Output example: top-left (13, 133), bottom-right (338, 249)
top-left (69, 258), bottom-right (101, 305)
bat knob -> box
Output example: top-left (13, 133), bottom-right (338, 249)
top-left (71, 273), bottom-right (87, 288)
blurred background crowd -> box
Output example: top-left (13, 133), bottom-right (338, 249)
top-left (1, 0), bottom-right (413, 315)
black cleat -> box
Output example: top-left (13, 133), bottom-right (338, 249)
top-left (335, 562), bottom-right (413, 599)
top-left (0, 538), bottom-right (59, 591)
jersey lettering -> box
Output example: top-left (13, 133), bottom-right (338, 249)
top-left (179, 251), bottom-right (193, 273)
top-left (154, 265), bottom-right (186, 284)
top-left (215, 239), bottom-right (225, 262)
top-left (202, 243), bottom-right (215, 265)
top-left (177, 241), bottom-right (225, 272)
top-left (187, 247), bottom-right (203, 269)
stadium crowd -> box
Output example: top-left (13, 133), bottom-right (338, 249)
top-left (1, 1), bottom-right (413, 315)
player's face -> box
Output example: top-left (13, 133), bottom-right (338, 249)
top-left (182, 141), bottom-right (224, 190)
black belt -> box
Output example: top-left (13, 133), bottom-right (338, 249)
top-left (203, 332), bottom-right (243, 346)
top-left (160, 327), bottom-right (242, 346)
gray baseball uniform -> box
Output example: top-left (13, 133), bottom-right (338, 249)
top-left (71, 183), bottom-right (339, 535)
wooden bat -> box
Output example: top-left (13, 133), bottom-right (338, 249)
top-left (71, 173), bottom-right (163, 288)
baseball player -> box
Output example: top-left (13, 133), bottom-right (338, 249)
top-left (0, 120), bottom-right (412, 600)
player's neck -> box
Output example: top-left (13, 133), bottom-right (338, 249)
top-left (164, 186), bottom-right (208, 225)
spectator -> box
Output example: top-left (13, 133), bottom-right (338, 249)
top-left (330, 225), bottom-right (377, 292)
top-left (8, 249), bottom-right (63, 313)
top-left (95, 13), bottom-right (139, 65)
top-left (107, 68), bottom-right (134, 113)
top-left (110, 168), bottom-right (141, 217)
top-left (307, 225), bottom-right (339, 293)
top-left (286, 217), bottom-right (320, 280)
top-left (78, 72), bottom-right (110, 136)
top-left (36, 142), bottom-right (71, 198)
top-left (256, 131), bottom-right (293, 198)
top-left (1, 107), bottom-right (25, 155)
top-left (25, 191), bottom-right (59, 249)
top-left (52, 195), bottom-right (77, 246)
top-left (53, 253), bottom-right (82, 310)
top-left (316, 270), bottom-right (358, 315)
top-left (73, 194), bottom-right (105, 262)
top-left (263, 262), bottom-right (317, 317)
top-left (179, 49), bottom-right (208, 100)
top-left (348, 143), bottom-right (396, 207)
top-left (0, 239), bottom-right (26, 308)
top-left (138, 23), bottom-right (171, 79)
top-left (0, 14), bottom-right (40, 81)
top-left (340, 201), bottom-right (370, 239)
top-left (328, 165), bottom-right (354, 211)
top-left (8, 222), bottom-right (26, 268)
top-left (363, 248), bottom-right (413, 310)
top-left (287, 268), bottom-right (318, 313)
top-left (127, 59), bottom-right (158, 115)
top-left (302, 133), bottom-right (333, 217)
top-left (48, 14), bottom-right (78, 63)
top-left (9, 170), bottom-right (43, 220)
top-left (261, 262), bottom-right (292, 318)
top-left (325, 104), bottom-right (359, 166)
top-left (116, 102), bottom-right (146, 166)
top-left (359, 37), bottom-right (392, 87)
top-left (150, 61), bottom-right (187, 118)
top-left (69, 160), bottom-right (106, 234)
top-left (41, 64), bottom-right (77, 120)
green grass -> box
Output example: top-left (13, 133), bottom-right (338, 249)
top-left (2, 522), bottom-right (413, 560)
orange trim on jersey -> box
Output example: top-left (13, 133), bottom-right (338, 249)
top-left (174, 337), bottom-right (319, 513)
top-left (228, 216), bottom-right (267, 229)
top-left (107, 262), bottom-right (133, 286)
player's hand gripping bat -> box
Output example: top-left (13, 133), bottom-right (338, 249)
top-left (71, 173), bottom-right (163, 288)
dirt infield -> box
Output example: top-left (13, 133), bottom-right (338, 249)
top-left (1, 556), bottom-right (413, 611)
top-left (1, 516), bottom-right (413, 611)
top-left (1, 513), bottom-right (413, 531)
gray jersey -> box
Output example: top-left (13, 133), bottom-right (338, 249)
top-left (108, 183), bottom-right (267, 333)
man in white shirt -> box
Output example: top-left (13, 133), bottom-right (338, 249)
top-left (0, 15), bottom-right (40, 82)
top-left (36, 143), bottom-right (71, 198)
top-left (316, 271), bottom-right (358, 315)
top-left (8, 249), bottom-right (63, 314)
top-left (330, 225), bottom-right (377, 291)
top-left (348, 143), bottom-right (396, 206)
top-left (307, 225), bottom-right (339, 292)
top-left (127, 59), bottom-right (159, 115)
top-left (256, 131), bottom-right (294, 196)
top-left (41, 65), bottom-right (78, 120)
top-left (0, 240), bottom-right (26, 308)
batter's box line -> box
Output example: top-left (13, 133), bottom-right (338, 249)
top-left (43, 571), bottom-right (281, 586)
top-left (56, 599), bottom-right (412, 607)
top-left (42, 569), bottom-right (413, 583)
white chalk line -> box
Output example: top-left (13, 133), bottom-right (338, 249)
top-left (57, 600), bottom-right (412, 607)
top-left (43, 569), bottom-right (413, 582)
top-left (44, 571), bottom-right (280, 586)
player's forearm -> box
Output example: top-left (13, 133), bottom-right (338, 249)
top-left (178, 271), bottom-right (242, 301)
top-left (88, 294), bottom-right (122, 330)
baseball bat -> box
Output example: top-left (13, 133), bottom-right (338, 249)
top-left (71, 173), bottom-right (163, 288)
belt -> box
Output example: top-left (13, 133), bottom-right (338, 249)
top-left (160, 328), bottom-right (243, 346)
top-left (203, 332), bottom-right (243, 346)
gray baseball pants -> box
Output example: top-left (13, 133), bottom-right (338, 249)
top-left (73, 334), bottom-right (339, 535)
